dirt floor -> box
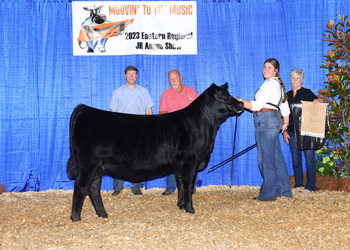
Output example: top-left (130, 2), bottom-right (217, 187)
top-left (1, 174), bottom-right (350, 249)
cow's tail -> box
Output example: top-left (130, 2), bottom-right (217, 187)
top-left (66, 104), bottom-right (86, 180)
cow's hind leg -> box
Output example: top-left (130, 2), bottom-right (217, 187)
top-left (70, 165), bottom-right (98, 222)
top-left (71, 177), bottom-right (88, 222)
top-left (88, 171), bottom-right (107, 218)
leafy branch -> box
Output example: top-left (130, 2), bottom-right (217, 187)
top-left (318, 14), bottom-right (350, 173)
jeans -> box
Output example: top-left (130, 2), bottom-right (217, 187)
top-left (287, 131), bottom-right (316, 191)
top-left (254, 111), bottom-right (292, 200)
top-left (165, 174), bottom-right (199, 192)
top-left (113, 179), bottom-right (141, 194)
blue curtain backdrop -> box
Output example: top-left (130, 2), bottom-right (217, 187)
top-left (0, 0), bottom-right (348, 192)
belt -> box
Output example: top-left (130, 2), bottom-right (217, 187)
top-left (253, 108), bottom-right (277, 114)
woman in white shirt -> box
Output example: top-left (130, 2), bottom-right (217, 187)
top-left (238, 58), bottom-right (292, 201)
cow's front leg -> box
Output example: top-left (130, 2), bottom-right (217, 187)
top-left (175, 173), bottom-right (184, 210)
top-left (176, 172), bottom-right (195, 213)
top-left (183, 180), bottom-right (195, 214)
top-left (182, 167), bottom-right (197, 214)
top-left (99, 39), bottom-right (108, 53)
top-left (88, 171), bottom-right (107, 218)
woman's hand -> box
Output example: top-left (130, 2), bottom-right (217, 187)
top-left (313, 98), bottom-right (323, 104)
top-left (283, 131), bottom-right (290, 144)
top-left (281, 123), bottom-right (288, 133)
top-left (234, 98), bottom-right (252, 110)
top-left (281, 116), bottom-right (289, 133)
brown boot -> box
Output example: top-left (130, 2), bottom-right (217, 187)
top-left (162, 190), bottom-right (173, 195)
top-left (112, 190), bottom-right (121, 196)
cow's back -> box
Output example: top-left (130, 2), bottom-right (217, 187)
top-left (76, 106), bottom-right (208, 151)
top-left (72, 105), bottom-right (215, 177)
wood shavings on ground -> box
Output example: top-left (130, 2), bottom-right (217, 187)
top-left (1, 185), bottom-right (350, 249)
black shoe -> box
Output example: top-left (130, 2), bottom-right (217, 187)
top-left (134, 189), bottom-right (143, 195)
top-left (255, 197), bottom-right (276, 202)
top-left (112, 190), bottom-right (121, 196)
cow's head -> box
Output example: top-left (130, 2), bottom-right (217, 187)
top-left (83, 5), bottom-right (107, 24)
top-left (210, 83), bottom-right (244, 115)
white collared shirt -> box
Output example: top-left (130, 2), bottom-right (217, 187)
top-left (251, 77), bottom-right (290, 116)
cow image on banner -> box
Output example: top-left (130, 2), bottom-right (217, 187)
top-left (77, 5), bottom-right (134, 53)
top-left (72, 1), bottom-right (197, 55)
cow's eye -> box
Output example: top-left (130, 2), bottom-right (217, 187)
top-left (218, 94), bottom-right (227, 99)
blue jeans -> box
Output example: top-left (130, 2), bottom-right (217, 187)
top-left (287, 131), bottom-right (316, 191)
top-left (113, 179), bottom-right (141, 194)
top-left (254, 111), bottom-right (292, 200)
top-left (165, 174), bottom-right (199, 192)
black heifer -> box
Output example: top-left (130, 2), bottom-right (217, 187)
top-left (67, 83), bottom-right (244, 222)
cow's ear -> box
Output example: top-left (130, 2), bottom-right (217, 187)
top-left (220, 83), bottom-right (228, 90)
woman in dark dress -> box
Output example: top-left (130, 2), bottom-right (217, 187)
top-left (283, 69), bottom-right (323, 193)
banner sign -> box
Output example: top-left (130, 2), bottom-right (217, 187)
top-left (301, 101), bottom-right (329, 138)
top-left (72, 1), bottom-right (197, 55)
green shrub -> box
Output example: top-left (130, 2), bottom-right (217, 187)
top-left (315, 146), bottom-right (350, 178)
top-left (317, 15), bottom-right (350, 178)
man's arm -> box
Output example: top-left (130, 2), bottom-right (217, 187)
top-left (146, 108), bottom-right (153, 115)
top-left (110, 109), bottom-right (117, 112)
top-left (159, 111), bottom-right (167, 114)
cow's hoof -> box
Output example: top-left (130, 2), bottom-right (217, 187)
top-left (71, 215), bottom-right (81, 222)
top-left (185, 207), bottom-right (195, 214)
top-left (177, 202), bottom-right (184, 210)
top-left (87, 49), bottom-right (94, 53)
top-left (97, 212), bottom-right (108, 218)
top-left (99, 48), bottom-right (106, 53)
